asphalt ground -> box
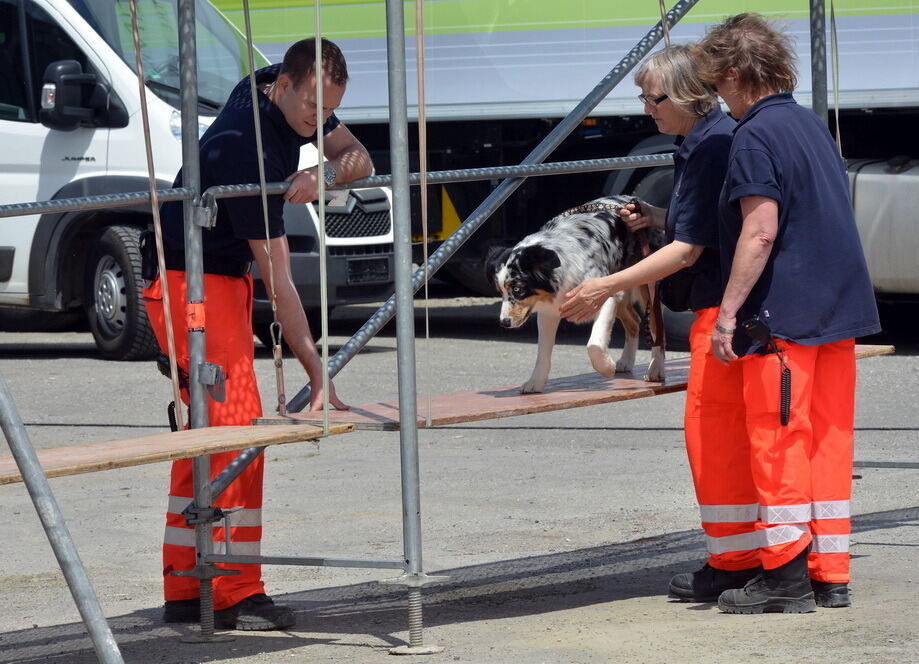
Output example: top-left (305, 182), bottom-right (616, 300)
top-left (0, 291), bottom-right (917, 663)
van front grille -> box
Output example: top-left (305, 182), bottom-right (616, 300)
top-left (324, 210), bottom-right (391, 238)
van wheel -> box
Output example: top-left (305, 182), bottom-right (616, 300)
top-left (85, 225), bottom-right (158, 361)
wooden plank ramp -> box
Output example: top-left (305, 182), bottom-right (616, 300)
top-left (0, 423), bottom-right (353, 486)
top-left (256, 344), bottom-right (894, 432)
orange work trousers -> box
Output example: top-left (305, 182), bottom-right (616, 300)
top-left (143, 270), bottom-right (266, 610)
top-left (684, 307), bottom-right (759, 570)
top-left (741, 338), bottom-right (856, 583)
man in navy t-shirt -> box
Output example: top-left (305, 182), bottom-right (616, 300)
top-left (145, 38), bottom-right (372, 630)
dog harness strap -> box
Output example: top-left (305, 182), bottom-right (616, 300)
top-left (637, 229), bottom-right (665, 349)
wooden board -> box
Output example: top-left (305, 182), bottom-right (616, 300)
top-left (256, 344), bottom-right (894, 432)
top-left (0, 423), bottom-right (353, 486)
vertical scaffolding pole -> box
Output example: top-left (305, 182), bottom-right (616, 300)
top-left (810, 0), bottom-right (828, 125)
top-left (0, 377), bottom-right (125, 664)
top-left (383, 0), bottom-right (420, 577)
top-left (177, 0), bottom-right (206, 430)
top-left (174, 0), bottom-right (232, 642)
top-left (381, 0), bottom-right (444, 654)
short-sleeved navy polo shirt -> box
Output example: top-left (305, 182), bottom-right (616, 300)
top-left (718, 93), bottom-right (880, 356)
top-left (161, 64), bottom-right (341, 261)
top-left (665, 106), bottom-right (735, 311)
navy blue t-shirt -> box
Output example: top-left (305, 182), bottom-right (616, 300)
top-left (665, 106), bottom-right (735, 311)
top-left (718, 93), bottom-right (880, 356)
top-left (161, 64), bottom-right (341, 261)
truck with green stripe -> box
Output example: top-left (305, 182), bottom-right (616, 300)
top-left (217, 0), bottom-right (919, 298)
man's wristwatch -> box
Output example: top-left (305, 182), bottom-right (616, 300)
top-left (323, 163), bottom-right (337, 186)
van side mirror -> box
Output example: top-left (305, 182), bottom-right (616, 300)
top-left (39, 60), bottom-right (128, 131)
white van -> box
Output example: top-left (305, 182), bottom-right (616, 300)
top-left (0, 0), bottom-right (394, 359)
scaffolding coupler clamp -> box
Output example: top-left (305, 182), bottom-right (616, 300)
top-left (181, 502), bottom-right (227, 526)
top-left (194, 193), bottom-right (218, 229)
top-left (198, 361), bottom-right (226, 403)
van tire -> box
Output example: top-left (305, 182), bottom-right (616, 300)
top-left (84, 225), bottom-right (158, 361)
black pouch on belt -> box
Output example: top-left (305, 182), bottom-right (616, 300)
top-left (140, 229), bottom-right (157, 282)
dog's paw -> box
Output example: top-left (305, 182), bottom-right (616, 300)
top-left (587, 345), bottom-right (616, 377)
top-left (643, 368), bottom-right (665, 382)
top-left (520, 378), bottom-right (546, 394)
top-left (614, 358), bottom-right (634, 374)
top-left (644, 359), bottom-right (666, 382)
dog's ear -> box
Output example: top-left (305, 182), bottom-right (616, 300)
top-left (484, 244), bottom-right (514, 290)
top-left (517, 245), bottom-right (561, 290)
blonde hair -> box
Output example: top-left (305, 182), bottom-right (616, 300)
top-left (693, 13), bottom-right (797, 96)
top-left (634, 44), bottom-right (719, 117)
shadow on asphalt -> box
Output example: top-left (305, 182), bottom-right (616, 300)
top-left (2, 505), bottom-right (917, 663)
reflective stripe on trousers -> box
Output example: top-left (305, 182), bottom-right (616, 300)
top-left (703, 505), bottom-right (852, 556)
top-left (702, 500), bottom-right (850, 526)
top-left (164, 525), bottom-right (262, 556)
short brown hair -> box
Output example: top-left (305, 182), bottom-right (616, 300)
top-left (693, 13), bottom-right (797, 96)
top-left (281, 38), bottom-right (349, 88)
top-left (635, 44), bottom-right (718, 118)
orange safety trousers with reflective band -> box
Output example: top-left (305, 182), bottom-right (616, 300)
top-left (741, 337), bottom-right (855, 583)
top-left (684, 307), bottom-right (759, 570)
top-left (143, 270), bottom-right (266, 610)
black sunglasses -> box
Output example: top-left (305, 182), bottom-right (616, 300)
top-left (638, 93), bottom-right (669, 107)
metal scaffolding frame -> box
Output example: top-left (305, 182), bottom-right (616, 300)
top-left (0, 0), bottom-right (835, 659)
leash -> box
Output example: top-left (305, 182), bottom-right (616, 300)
top-left (627, 200), bottom-right (664, 351)
top-left (638, 230), bottom-right (665, 350)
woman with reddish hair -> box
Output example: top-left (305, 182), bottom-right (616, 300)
top-left (693, 13), bottom-right (880, 614)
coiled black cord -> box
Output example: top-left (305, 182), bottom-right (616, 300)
top-left (780, 361), bottom-right (791, 426)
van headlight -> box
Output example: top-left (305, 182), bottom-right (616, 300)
top-left (170, 110), bottom-right (209, 141)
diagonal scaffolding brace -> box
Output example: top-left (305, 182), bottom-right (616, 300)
top-left (0, 377), bottom-right (125, 664)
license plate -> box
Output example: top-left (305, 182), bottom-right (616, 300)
top-left (347, 257), bottom-right (389, 284)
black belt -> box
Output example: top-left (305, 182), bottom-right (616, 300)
top-left (164, 250), bottom-right (252, 278)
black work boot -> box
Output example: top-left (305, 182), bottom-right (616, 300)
top-left (214, 593), bottom-right (295, 631)
top-left (718, 548), bottom-right (817, 614)
top-left (669, 563), bottom-right (761, 602)
top-left (163, 598), bottom-right (200, 623)
top-left (811, 580), bottom-right (851, 608)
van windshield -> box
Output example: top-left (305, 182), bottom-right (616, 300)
top-left (67, 0), bottom-right (269, 113)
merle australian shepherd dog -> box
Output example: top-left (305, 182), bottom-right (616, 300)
top-left (487, 195), bottom-right (666, 393)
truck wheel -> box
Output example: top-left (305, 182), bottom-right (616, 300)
top-left (254, 308), bottom-right (324, 351)
top-left (85, 225), bottom-right (158, 361)
top-left (445, 259), bottom-right (497, 296)
top-left (631, 165), bottom-right (674, 207)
